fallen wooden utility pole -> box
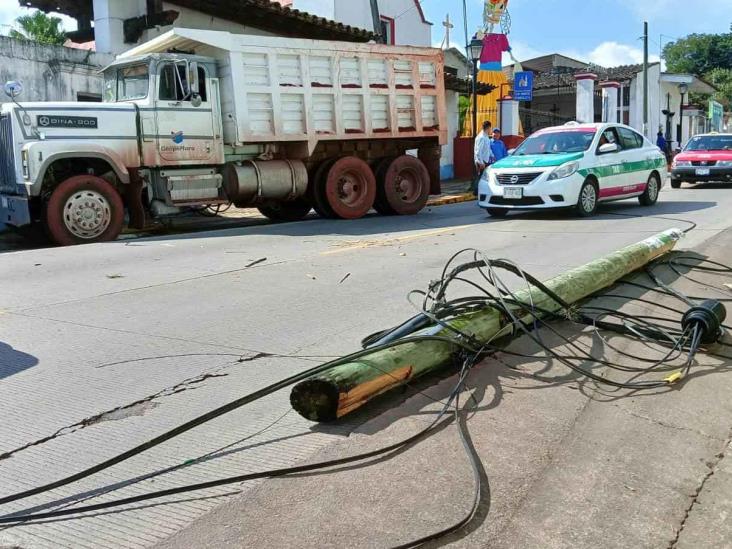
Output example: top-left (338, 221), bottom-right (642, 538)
top-left (290, 229), bottom-right (684, 422)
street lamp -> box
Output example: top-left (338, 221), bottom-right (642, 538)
top-left (468, 37), bottom-right (483, 145)
top-left (677, 82), bottom-right (689, 146)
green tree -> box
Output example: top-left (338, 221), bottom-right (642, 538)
top-left (663, 33), bottom-right (732, 108)
top-left (458, 95), bottom-right (470, 133)
top-left (663, 33), bottom-right (732, 75)
top-left (9, 10), bottom-right (66, 46)
top-left (706, 67), bottom-right (732, 106)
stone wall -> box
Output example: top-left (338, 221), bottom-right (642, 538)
top-left (0, 36), bottom-right (114, 105)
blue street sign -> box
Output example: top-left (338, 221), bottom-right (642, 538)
top-left (513, 71), bottom-right (534, 101)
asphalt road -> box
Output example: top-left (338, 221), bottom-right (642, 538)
top-left (0, 183), bottom-right (731, 548)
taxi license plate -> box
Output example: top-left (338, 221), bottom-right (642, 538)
top-left (504, 187), bottom-right (523, 199)
top-left (696, 168), bottom-right (710, 176)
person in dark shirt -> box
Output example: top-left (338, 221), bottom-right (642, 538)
top-left (656, 131), bottom-right (669, 161)
top-left (491, 128), bottom-right (508, 162)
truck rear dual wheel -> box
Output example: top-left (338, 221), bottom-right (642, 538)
top-left (43, 175), bottom-right (125, 246)
top-left (374, 155), bottom-right (431, 216)
top-left (311, 157), bottom-right (376, 220)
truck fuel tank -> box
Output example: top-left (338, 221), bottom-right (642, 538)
top-left (223, 160), bottom-right (308, 206)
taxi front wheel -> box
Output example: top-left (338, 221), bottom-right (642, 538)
top-left (639, 173), bottom-right (661, 206)
top-left (575, 179), bottom-right (598, 217)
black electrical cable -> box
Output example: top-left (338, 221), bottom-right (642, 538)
top-left (1, 243), bottom-right (727, 549)
top-left (0, 334), bottom-right (475, 509)
top-left (0, 344), bottom-right (489, 527)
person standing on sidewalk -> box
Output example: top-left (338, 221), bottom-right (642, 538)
top-left (472, 120), bottom-right (494, 195)
top-left (491, 128), bottom-right (508, 162)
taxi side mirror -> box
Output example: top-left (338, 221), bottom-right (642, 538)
top-left (598, 143), bottom-right (619, 154)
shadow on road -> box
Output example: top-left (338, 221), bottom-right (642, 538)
top-left (0, 342), bottom-right (39, 380)
top-left (1, 186), bottom-right (725, 254)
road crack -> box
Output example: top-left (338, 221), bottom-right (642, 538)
top-left (668, 428), bottom-right (732, 548)
top-left (611, 404), bottom-right (723, 441)
top-left (0, 371), bottom-right (228, 462)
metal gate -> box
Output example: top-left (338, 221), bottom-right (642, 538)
top-left (519, 107), bottom-right (574, 136)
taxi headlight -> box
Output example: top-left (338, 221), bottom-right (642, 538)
top-left (547, 161), bottom-right (579, 181)
top-left (673, 160), bottom-right (691, 168)
top-left (716, 160), bottom-right (732, 167)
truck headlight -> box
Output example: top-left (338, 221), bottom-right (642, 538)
top-left (716, 160), bottom-right (732, 167)
top-left (21, 150), bottom-right (29, 178)
top-left (673, 160), bottom-right (691, 168)
top-left (547, 161), bottom-right (579, 181)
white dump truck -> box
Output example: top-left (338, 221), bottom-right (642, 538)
top-left (0, 28), bottom-right (447, 245)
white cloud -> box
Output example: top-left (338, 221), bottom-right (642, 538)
top-left (587, 41), bottom-right (660, 67)
top-left (0, 5), bottom-right (77, 34)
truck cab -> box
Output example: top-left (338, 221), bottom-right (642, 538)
top-left (103, 54), bottom-right (224, 167)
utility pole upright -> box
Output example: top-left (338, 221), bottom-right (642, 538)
top-left (370, 0), bottom-right (384, 43)
top-left (643, 21), bottom-right (649, 137)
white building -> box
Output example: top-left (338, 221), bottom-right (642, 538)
top-left (24, 0), bottom-right (373, 56)
top-left (293, 0), bottom-right (432, 47)
top-left (523, 57), bottom-right (717, 149)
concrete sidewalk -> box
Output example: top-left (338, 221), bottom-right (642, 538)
top-left (157, 230), bottom-right (732, 549)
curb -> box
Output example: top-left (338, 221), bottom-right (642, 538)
top-left (427, 193), bottom-right (476, 207)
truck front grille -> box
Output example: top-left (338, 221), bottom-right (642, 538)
top-left (0, 114), bottom-right (17, 194)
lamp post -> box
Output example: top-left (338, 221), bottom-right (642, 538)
top-left (468, 37), bottom-right (483, 145)
top-left (677, 82), bottom-right (689, 148)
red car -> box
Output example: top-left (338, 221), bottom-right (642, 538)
top-left (671, 133), bottom-right (732, 188)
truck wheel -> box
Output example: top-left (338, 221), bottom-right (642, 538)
top-left (43, 175), bottom-right (124, 246)
top-left (639, 173), bottom-right (661, 206)
top-left (322, 157), bottom-right (376, 219)
top-left (373, 157), bottom-right (397, 215)
top-left (257, 199), bottom-right (312, 222)
top-left (376, 155), bottom-right (430, 215)
top-left (310, 159), bottom-right (338, 219)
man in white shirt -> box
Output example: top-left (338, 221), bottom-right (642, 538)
top-left (472, 120), bottom-right (494, 194)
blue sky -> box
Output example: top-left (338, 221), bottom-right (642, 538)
top-left (301, 0), bottom-right (732, 66)
top-left (1, 0), bottom-right (731, 67)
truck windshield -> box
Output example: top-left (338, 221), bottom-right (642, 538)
top-left (104, 64), bottom-right (149, 102)
top-left (515, 129), bottom-right (596, 155)
top-left (685, 135), bottom-right (732, 151)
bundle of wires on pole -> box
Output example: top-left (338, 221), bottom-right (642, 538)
top-left (0, 233), bottom-right (729, 549)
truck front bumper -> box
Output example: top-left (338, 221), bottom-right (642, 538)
top-left (0, 194), bottom-right (31, 227)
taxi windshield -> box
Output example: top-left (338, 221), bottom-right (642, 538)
top-left (515, 129), bottom-right (596, 155)
top-left (684, 135), bottom-right (732, 151)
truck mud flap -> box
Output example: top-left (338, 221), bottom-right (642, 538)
top-left (0, 195), bottom-right (31, 227)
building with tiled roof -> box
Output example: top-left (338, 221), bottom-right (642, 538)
top-left (25, 0), bottom-right (374, 54)
top-left (507, 53), bottom-right (717, 147)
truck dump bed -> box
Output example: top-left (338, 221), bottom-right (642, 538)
top-left (120, 28), bottom-right (447, 150)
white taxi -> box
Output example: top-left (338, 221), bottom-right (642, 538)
top-left (477, 122), bottom-right (668, 217)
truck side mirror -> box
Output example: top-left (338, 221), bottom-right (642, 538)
top-left (189, 61), bottom-right (199, 95)
top-left (188, 61), bottom-right (202, 107)
top-left (4, 80), bottom-right (23, 99)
